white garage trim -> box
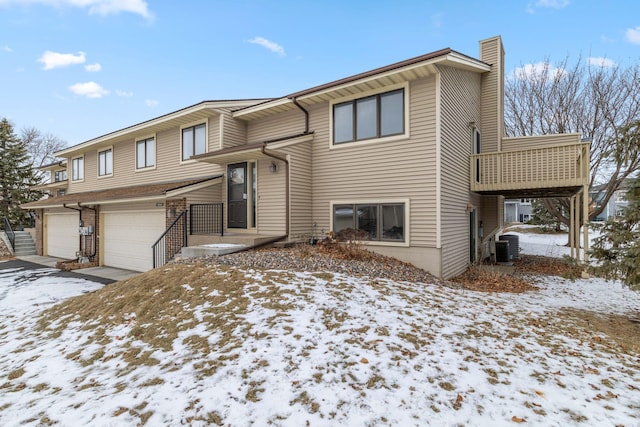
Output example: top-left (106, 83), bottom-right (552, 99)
top-left (45, 213), bottom-right (79, 259)
top-left (102, 210), bottom-right (165, 272)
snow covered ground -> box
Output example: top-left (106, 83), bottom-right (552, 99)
top-left (0, 232), bottom-right (639, 426)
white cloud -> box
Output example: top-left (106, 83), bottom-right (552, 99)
top-left (526, 0), bottom-right (569, 13)
top-left (68, 81), bottom-right (109, 98)
top-left (431, 12), bottom-right (444, 29)
top-left (116, 89), bottom-right (133, 97)
top-left (248, 36), bottom-right (285, 57)
top-left (587, 57), bottom-right (617, 68)
top-left (0, 0), bottom-right (153, 20)
top-left (2, 45), bottom-right (12, 52)
top-left (38, 50), bottom-right (85, 70)
top-left (626, 26), bottom-right (640, 45)
top-left (145, 99), bottom-right (158, 107)
top-left (84, 62), bottom-right (102, 72)
top-left (510, 62), bottom-right (567, 81)
top-left (535, 0), bottom-right (570, 8)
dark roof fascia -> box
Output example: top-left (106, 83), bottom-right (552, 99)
top-left (57, 99), bottom-right (270, 154)
top-left (22, 175), bottom-right (222, 209)
top-left (285, 48), bottom-right (454, 99)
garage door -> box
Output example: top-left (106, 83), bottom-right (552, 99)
top-left (45, 213), bottom-right (79, 259)
top-left (102, 210), bottom-right (165, 272)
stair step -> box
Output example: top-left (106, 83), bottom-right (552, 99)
top-left (9, 232), bottom-right (36, 256)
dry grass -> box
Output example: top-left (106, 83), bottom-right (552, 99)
top-left (37, 263), bottom-right (256, 373)
top-left (451, 266), bottom-right (538, 293)
top-left (451, 254), bottom-right (587, 293)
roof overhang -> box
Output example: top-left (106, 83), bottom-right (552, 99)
top-left (38, 160), bottom-right (67, 171)
top-left (56, 99), bottom-right (267, 158)
top-left (193, 132), bottom-right (314, 165)
top-left (21, 175), bottom-right (223, 209)
top-left (31, 181), bottom-right (68, 191)
top-left (233, 50), bottom-right (490, 121)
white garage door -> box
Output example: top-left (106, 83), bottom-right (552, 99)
top-left (45, 213), bottom-right (79, 259)
top-left (103, 210), bottom-right (165, 272)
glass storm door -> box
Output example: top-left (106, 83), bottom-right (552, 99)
top-left (228, 162), bottom-right (247, 228)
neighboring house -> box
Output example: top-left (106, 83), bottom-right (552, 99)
top-left (504, 198), bottom-right (533, 223)
top-left (32, 160), bottom-right (68, 198)
top-left (22, 36), bottom-right (591, 278)
top-left (590, 182), bottom-right (631, 222)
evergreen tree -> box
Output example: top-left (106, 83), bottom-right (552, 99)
top-left (0, 117), bottom-right (41, 227)
top-left (590, 174), bottom-right (640, 289)
top-left (531, 199), bottom-right (563, 232)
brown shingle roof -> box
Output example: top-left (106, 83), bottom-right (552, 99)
top-left (22, 175), bottom-right (222, 209)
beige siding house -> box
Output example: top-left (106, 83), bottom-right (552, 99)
top-left (23, 36), bottom-right (590, 277)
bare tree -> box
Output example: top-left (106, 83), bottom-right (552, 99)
top-left (505, 56), bottom-right (640, 229)
top-left (20, 126), bottom-right (67, 183)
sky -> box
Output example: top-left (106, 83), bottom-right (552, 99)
top-left (1, 230), bottom-right (640, 426)
top-left (1, 0), bottom-right (639, 147)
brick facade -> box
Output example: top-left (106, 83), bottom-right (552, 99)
top-left (80, 205), bottom-right (99, 261)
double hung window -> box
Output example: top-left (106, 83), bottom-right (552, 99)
top-left (136, 137), bottom-right (155, 169)
top-left (98, 148), bottom-right (113, 176)
top-left (71, 157), bottom-right (84, 181)
top-left (182, 123), bottom-right (206, 160)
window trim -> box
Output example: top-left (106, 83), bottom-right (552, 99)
top-left (71, 156), bottom-right (84, 182)
top-left (181, 121), bottom-right (208, 163)
top-left (329, 199), bottom-right (410, 247)
top-left (329, 82), bottom-right (409, 149)
top-left (135, 135), bottom-right (156, 171)
top-left (97, 146), bottom-right (113, 178)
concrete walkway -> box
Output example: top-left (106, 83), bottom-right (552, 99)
top-left (15, 255), bottom-right (141, 282)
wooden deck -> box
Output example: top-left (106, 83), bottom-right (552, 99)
top-left (470, 142), bottom-right (590, 197)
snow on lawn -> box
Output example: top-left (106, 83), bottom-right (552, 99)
top-left (1, 234), bottom-right (639, 427)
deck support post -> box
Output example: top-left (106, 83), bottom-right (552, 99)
top-left (569, 195), bottom-right (575, 259)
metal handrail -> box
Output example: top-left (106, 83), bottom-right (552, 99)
top-left (3, 217), bottom-right (15, 251)
top-left (151, 210), bottom-right (187, 269)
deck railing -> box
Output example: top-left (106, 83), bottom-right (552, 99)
top-left (190, 203), bottom-right (224, 235)
top-left (152, 210), bottom-right (187, 269)
top-left (470, 142), bottom-right (590, 193)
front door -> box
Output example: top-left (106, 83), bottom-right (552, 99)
top-left (228, 162), bottom-right (247, 228)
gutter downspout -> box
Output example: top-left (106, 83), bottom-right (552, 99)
top-left (78, 203), bottom-right (97, 258)
top-left (291, 97), bottom-right (309, 134)
top-left (261, 144), bottom-right (290, 236)
top-left (63, 203), bottom-right (81, 259)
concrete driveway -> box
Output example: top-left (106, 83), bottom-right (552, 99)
top-left (3, 256), bottom-right (141, 283)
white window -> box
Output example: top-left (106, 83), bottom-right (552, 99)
top-left (136, 137), bottom-right (155, 169)
top-left (71, 156), bottom-right (84, 181)
top-left (98, 148), bottom-right (113, 176)
top-left (333, 89), bottom-right (405, 144)
top-left (182, 123), bottom-right (206, 160)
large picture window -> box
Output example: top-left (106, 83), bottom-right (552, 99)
top-left (182, 123), bottom-right (206, 160)
top-left (136, 137), bottom-right (155, 169)
top-left (333, 88), bottom-right (404, 144)
top-left (71, 157), bottom-right (84, 181)
top-left (333, 203), bottom-right (405, 242)
top-left (98, 148), bottom-right (113, 176)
